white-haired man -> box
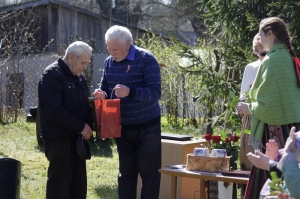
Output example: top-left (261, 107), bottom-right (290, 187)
top-left (93, 25), bottom-right (162, 199)
top-left (38, 41), bottom-right (93, 199)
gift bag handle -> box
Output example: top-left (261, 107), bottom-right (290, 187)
top-left (110, 88), bottom-right (119, 99)
top-left (110, 89), bottom-right (114, 99)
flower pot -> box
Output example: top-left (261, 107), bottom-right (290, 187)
top-left (218, 181), bottom-right (233, 199)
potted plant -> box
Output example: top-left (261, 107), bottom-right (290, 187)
top-left (204, 130), bottom-right (240, 199)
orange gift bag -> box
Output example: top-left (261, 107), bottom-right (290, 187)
top-left (94, 99), bottom-right (122, 138)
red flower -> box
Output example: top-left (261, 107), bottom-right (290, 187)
top-left (225, 137), bottom-right (230, 143)
top-left (232, 135), bottom-right (239, 142)
top-left (212, 135), bottom-right (221, 143)
top-left (204, 134), bottom-right (212, 141)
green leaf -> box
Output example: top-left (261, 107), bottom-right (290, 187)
top-left (223, 182), bottom-right (228, 188)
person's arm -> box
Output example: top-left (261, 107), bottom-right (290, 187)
top-left (80, 75), bottom-right (93, 130)
top-left (269, 161), bottom-right (282, 179)
top-left (247, 150), bottom-right (274, 171)
top-left (278, 153), bottom-right (300, 198)
top-left (277, 127), bottom-right (300, 198)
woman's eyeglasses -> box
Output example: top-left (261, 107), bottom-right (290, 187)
top-left (259, 52), bottom-right (267, 57)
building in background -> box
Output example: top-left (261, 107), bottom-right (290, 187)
top-left (0, 0), bottom-right (148, 116)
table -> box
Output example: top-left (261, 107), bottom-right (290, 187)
top-left (137, 139), bottom-right (210, 199)
top-left (159, 167), bottom-right (249, 199)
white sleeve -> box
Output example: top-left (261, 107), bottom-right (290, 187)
top-left (240, 65), bottom-right (252, 100)
top-left (240, 61), bottom-right (259, 101)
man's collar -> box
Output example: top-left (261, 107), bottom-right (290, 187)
top-left (125, 44), bottom-right (135, 61)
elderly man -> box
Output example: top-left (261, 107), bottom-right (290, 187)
top-left (38, 41), bottom-right (93, 199)
top-left (93, 25), bottom-right (162, 199)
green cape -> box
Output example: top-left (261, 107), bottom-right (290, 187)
top-left (248, 44), bottom-right (300, 148)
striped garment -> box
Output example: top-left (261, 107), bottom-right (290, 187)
top-left (100, 44), bottom-right (161, 126)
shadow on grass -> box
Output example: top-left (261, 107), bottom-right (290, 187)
top-left (34, 145), bottom-right (45, 153)
top-left (94, 184), bottom-right (118, 199)
top-left (90, 138), bottom-right (114, 158)
top-left (34, 136), bottom-right (115, 158)
top-left (0, 152), bottom-right (9, 158)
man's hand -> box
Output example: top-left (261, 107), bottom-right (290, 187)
top-left (92, 89), bottom-right (106, 100)
top-left (114, 84), bottom-right (130, 98)
top-left (80, 124), bottom-right (93, 140)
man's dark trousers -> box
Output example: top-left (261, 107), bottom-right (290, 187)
top-left (44, 139), bottom-right (87, 199)
top-left (116, 122), bottom-right (161, 199)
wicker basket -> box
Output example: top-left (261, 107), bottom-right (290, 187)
top-left (186, 153), bottom-right (230, 173)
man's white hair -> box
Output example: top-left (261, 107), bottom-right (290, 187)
top-left (105, 25), bottom-right (133, 44)
top-left (65, 41), bottom-right (92, 57)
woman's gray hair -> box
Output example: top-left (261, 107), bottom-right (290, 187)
top-left (105, 25), bottom-right (133, 44)
top-left (65, 41), bottom-right (92, 57)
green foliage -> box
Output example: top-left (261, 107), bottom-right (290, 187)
top-left (222, 181), bottom-right (230, 189)
top-left (199, 0), bottom-right (300, 56)
top-left (269, 171), bottom-right (285, 195)
top-left (137, 33), bottom-right (204, 128)
top-left (174, 38), bottom-right (242, 133)
top-left (161, 115), bottom-right (198, 134)
top-left (226, 92), bottom-right (242, 133)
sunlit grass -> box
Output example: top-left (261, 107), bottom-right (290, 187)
top-left (0, 120), bottom-right (119, 199)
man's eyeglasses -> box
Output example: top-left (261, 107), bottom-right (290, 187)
top-left (259, 52), bottom-right (267, 57)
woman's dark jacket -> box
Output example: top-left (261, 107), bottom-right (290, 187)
top-left (38, 58), bottom-right (93, 140)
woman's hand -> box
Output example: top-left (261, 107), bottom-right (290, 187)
top-left (236, 102), bottom-right (251, 115)
top-left (277, 192), bottom-right (293, 199)
top-left (284, 126), bottom-right (297, 154)
top-left (266, 139), bottom-right (279, 161)
top-left (247, 150), bottom-right (272, 171)
top-left (264, 193), bottom-right (292, 199)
